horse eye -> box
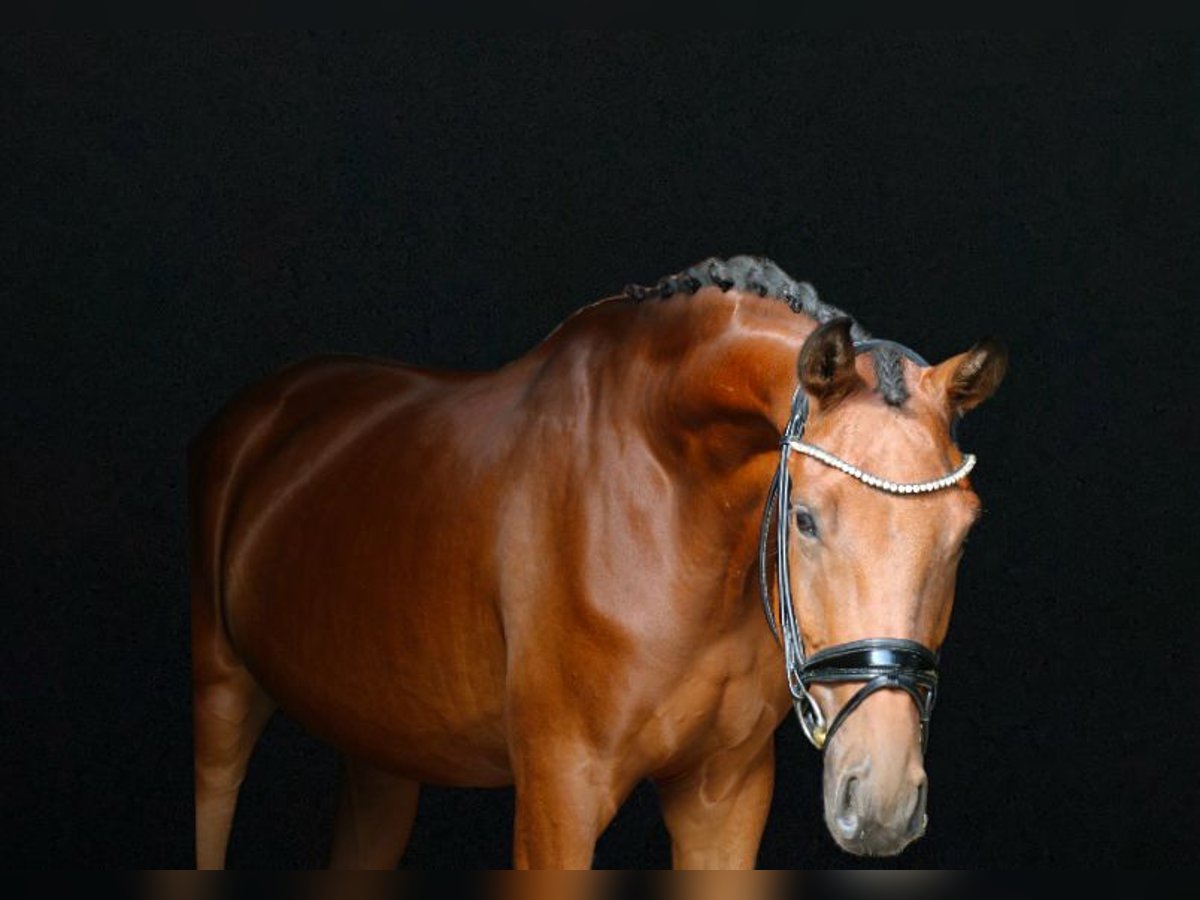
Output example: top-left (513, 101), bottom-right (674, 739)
top-left (794, 508), bottom-right (819, 538)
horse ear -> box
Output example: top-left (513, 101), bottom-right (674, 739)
top-left (798, 318), bottom-right (862, 410)
top-left (933, 337), bottom-right (1009, 415)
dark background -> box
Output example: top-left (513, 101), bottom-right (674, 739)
top-left (1, 34), bottom-right (1196, 868)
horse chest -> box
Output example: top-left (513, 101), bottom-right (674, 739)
top-left (632, 651), bottom-right (786, 777)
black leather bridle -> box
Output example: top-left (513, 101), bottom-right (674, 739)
top-left (758, 339), bottom-right (971, 752)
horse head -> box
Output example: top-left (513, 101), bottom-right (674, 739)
top-left (776, 317), bottom-right (1007, 855)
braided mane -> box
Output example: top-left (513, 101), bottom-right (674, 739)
top-left (623, 255), bottom-right (909, 407)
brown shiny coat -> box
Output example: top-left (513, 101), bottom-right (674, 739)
top-left (190, 284), bottom-right (1004, 868)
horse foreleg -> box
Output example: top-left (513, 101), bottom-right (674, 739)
top-left (654, 739), bottom-right (775, 870)
top-left (511, 740), bottom-right (629, 869)
top-left (328, 758), bottom-right (420, 869)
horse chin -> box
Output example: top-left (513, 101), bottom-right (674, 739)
top-left (823, 806), bottom-right (927, 858)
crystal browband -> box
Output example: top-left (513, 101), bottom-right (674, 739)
top-left (788, 442), bottom-right (976, 495)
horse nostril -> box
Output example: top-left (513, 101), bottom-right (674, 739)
top-left (907, 777), bottom-right (928, 837)
top-left (836, 775), bottom-right (861, 836)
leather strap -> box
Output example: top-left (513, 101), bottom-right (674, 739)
top-left (799, 638), bottom-right (939, 751)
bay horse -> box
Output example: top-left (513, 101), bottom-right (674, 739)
top-left (190, 256), bottom-right (1006, 869)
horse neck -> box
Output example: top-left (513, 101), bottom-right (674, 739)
top-left (576, 288), bottom-right (813, 611)
top-left (626, 288), bottom-right (812, 470)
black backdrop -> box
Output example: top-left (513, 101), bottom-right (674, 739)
top-left (2, 35), bottom-right (1196, 868)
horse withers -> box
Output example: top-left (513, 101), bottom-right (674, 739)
top-left (189, 256), bottom-right (1006, 868)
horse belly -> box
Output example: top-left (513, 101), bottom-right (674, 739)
top-left (231, 581), bottom-right (512, 785)
top-left (220, 379), bottom-right (513, 786)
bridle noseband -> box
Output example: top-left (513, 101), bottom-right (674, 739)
top-left (758, 339), bottom-right (974, 752)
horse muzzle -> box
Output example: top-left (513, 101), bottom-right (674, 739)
top-left (819, 687), bottom-right (930, 857)
top-left (825, 763), bottom-right (928, 856)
